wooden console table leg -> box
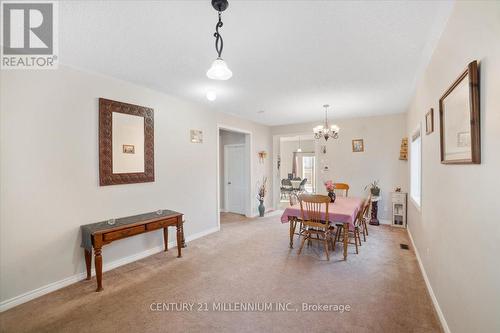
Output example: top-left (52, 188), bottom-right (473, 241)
top-left (176, 222), bottom-right (182, 258)
top-left (94, 247), bottom-right (103, 292)
top-left (163, 227), bottom-right (168, 252)
top-left (84, 249), bottom-right (92, 280)
top-left (181, 221), bottom-right (186, 248)
top-left (93, 234), bottom-right (104, 292)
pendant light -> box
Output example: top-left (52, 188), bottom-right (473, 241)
top-left (207, 0), bottom-right (232, 80)
top-left (313, 104), bottom-right (340, 141)
top-left (296, 136), bottom-right (302, 152)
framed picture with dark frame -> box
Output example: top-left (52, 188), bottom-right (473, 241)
top-left (352, 139), bottom-right (364, 152)
top-left (439, 61), bottom-right (480, 164)
top-left (99, 98), bottom-right (155, 186)
top-left (425, 108), bottom-right (434, 135)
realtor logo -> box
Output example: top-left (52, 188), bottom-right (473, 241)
top-left (1, 1), bottom-right (58, 69)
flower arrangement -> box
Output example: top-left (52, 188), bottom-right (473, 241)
top-left (256, 176), bottom-right (268, 202)
top-left (257, 177), bottom-right (268, 217)
top-left (324, 180), bottom-right (336, 203)
top-left (365, 180), bottom-right (380, 196)
top-left (324, 180), bottom-right (335, 192)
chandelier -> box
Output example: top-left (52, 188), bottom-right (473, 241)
top-left (207, 0), bottom-right (232, 80)
top-left (313, 104), bottom-right (340, 141)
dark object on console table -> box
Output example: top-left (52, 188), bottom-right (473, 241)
top-left (369, 197), bottom-right (380, 226)
top-left (80, 209), bottom-right (185, 292)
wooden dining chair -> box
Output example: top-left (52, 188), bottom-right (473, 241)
top-left (333, 199), bottom-right (368, 254)
top-left (297, 194), bottom-right (334, 260)
top-left (333, 183), bottom-right (350, 197)
top-left (358, 198), bottom-right (371, 241)
top-left (361, 194), bottom-right (372, 239)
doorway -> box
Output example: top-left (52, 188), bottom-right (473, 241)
top-left (273, 134), bottom-right (317, 209)
top-left (218, 127), bottom-right (251, 225)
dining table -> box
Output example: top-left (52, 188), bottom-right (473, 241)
top-left (280, 196), bottom-right (364, 260)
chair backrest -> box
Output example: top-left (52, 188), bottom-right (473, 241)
top-left (333, 183), bottom-right (350, 197)
top-left (355, 199), bottom-right (370, 227)
top-left (298, 194), bottom-right (330, 229)
top-left (363, 194), bottom-right (372, 219)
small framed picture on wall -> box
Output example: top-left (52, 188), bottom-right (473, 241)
top-left (352, 139), bottom-right (364, 152)
top-left (425, 108), bottom-right (434, 135)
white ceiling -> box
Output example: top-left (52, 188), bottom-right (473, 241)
top-left (59, 0), bottom-right (453, 126)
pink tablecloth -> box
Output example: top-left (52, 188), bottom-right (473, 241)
top-left (280, 196), bottom-right (364, 230)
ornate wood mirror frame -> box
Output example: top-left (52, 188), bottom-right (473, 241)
top-left (439, 60), bottom-right (480, 164)
top-left (99, 98), bottom-right (154, 185)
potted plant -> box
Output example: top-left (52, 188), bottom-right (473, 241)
top-left (365, 180), bottom-right (380, 196)
top-left (324, 180), bottom-right (336, 203)
top-left (256, 177), bottom-right (267, 217)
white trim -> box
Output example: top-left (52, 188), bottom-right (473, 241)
top-left (407, 227), bottom-right (450, 333)
top-left (0, 226), bottom-right (219, 312)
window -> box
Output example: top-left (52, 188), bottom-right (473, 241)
top-left (410, 126), bottom-right (421, 208)
top-left (301, 156), bottom-right (316, 193)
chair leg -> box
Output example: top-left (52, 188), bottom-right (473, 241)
top-left (329, 233), bottom-right (335, 251)
top-left (357, 228), bottom-right (362, 246)
top-left (354, 229), bottom-right (359, 254)
top-left (323, 237), bottom-right (330, 261)
top-left (298, 234), bottom-right (308, 255)
top-left (363, 220), bottom-right (367, 242)
top-left (333, 226), bottom-right (341, 249)
top-left (364, 219), bottom-right (369, 236)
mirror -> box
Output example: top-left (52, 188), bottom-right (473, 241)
top-left (99, 98), bottom-right (154, 185)
top-left (439, 61), bottom-right (480, 164)
top-left (112, 112), bottom-right (145, 173)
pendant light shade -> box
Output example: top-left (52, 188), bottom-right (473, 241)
top-left (207, 0), bottom-right (232, 80)
top-left (207, 58), bottom-right (232, 80)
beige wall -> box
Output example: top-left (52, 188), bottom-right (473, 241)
top-left (0, 65), bottom-right (272, 308)
top-left (272, 113), bottom-right (408, 221)
top-left (405, 2), bottom-right (500, 332)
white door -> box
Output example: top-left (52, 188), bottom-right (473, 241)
top-left (225, 145), bottom-right (246, 214)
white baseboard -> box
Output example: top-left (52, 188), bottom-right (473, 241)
top-left (0, 226), bottom-right (220, 313)
top-left (407, 227), bottom-right (450, 333)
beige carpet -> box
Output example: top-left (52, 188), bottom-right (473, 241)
top-left (0, 213), bottom-right (442, 333)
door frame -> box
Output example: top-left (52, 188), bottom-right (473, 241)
top-left (216, 125), bottom-right (253, 230)
top-left (224, 144), bottom-right (246, 215)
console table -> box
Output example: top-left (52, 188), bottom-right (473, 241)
top-left (80, 210), bottom-right (185, 292)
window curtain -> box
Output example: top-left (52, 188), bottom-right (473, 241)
top-left (292, 152), bottom-right (314, 178)
top-left (292, 152), bottom-right (298, 177)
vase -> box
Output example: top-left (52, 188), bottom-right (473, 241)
top-left (371, 188), bottom-right (380, 196)
top-left (258, 200), bottom-right (265, 217)
top-left (328, 191), bottom-right (336, 203)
